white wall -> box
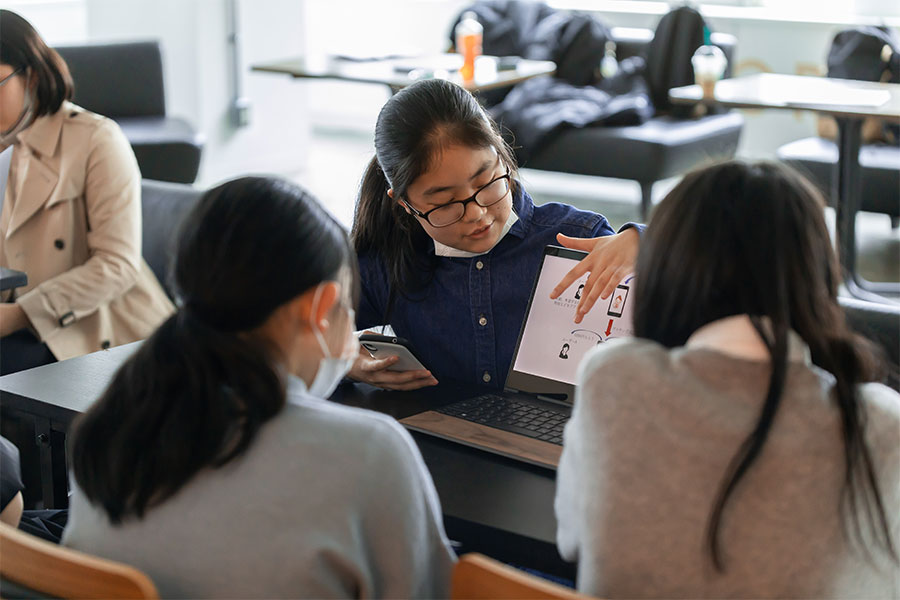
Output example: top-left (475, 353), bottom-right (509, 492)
top-left (83, 0), bottom-right (308, 186)
top-left (1, 0), bottom-right (88, 42)
top-left (302, 0), bottom-right (469, 131)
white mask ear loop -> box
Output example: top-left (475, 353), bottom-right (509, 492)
top-left (309, 283), bottom-right (356, 360)
top-left (309, 284), bottom-right (332, 359)
top-left (306, 283), bottom-right (356, 399)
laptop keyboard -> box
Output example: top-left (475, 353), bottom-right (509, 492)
top-left (436, 394), bottom-right (569, 445)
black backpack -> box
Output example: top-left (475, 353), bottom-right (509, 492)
top-left (827, 26), bottom-right (900, 83)
top-left (449, 1), bottom-right (609, 88)
top-left (644, 6), bottom-right (708, 116)
top-left (826, 26), bottom-right (899, 142)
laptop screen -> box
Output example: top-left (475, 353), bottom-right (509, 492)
top-left (505, 246), bottom-right (634, 400)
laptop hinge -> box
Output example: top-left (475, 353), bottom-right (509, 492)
top-left (537, 392), bottom-right (570, 404)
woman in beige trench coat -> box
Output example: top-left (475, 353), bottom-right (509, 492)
top-left (0, 10), bottom-right (174, 375)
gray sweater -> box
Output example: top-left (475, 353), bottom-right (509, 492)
top-left (556, 335), bottom-right (900, 599)
top-left (63, 378), bottom-right (455, 599)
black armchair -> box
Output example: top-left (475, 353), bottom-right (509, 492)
top-left (56, 41), bottom-right (205, 184)
top-left (839, 296), bottom-right (900, 391)
top-left (140, 179), bottom-right (203, 298)
top-left (777, 137), bottom-right (900, 229)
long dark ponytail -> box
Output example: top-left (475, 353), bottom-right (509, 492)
top-left (351, 78), bottom-right (517, 305)
top-left (633, 160), bottom-right (895, 571)
top-left (70, 176), bottom-right (353, 524)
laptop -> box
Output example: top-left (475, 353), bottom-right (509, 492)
top-left (401, 245), bottom-right (634, 469)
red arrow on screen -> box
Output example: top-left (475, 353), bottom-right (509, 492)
top-left (605, 319), bottom-right (613, 336)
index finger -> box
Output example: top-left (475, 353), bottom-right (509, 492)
top-left (551, 261), bottom-right (588, 299)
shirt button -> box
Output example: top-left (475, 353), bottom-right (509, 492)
top-left (482, 371), bottom-right (491, 383)
top-left (54, 239), bottom-right (65, 250)
top-left (478, 315), bottom-right (487, 327)
top-left (475, 260), bottom-right (484, 270)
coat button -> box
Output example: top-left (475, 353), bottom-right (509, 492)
top-left (476, 260), bottom-right (484, 270)
top-left (478, 315), bottom-right (487, 327)
top-left (482, 371), bottom-right (491, 383)
top-left (101, 340), bottom-right (111, 350)
top-left (54, 239), bottom-right (64, 250)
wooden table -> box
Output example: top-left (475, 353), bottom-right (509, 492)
top-left (252, 53), bottom-right (556, 95)
top-left (670, 73), bottom-right (900, 301)
top-left (0, 342), bottom-right (572, 579)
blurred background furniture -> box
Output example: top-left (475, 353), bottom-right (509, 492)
top-left (776, 137), bottom-right (900, 229)
top-left (140, 179), bottom-right (204, 298)
top-left (670, 73), bottom-right (900, 301)
top-left (252, 53), bottom-right (557, 96)
top-left (0, 267), bottom-right (27, 292)
top-left (839, 296), bottom-right (900, 391)
top-left (517, 27), bottom-right (743, 220)
top-left (55, 41), bottom-right (204, 184)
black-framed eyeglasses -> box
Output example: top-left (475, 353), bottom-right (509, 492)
top-left (0, 68), bottom-right (23, 88)
top-left (401, 169), bottom-right (512, 228)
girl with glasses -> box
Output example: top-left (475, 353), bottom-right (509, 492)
top-left (0, 10), bottom-right (173, 374)
top-left (555, 161), bottom-right (899, 598)
top-left (64, 177), bottom-right (455, 598)
top-left (351, 78), bottom-right (642, 390)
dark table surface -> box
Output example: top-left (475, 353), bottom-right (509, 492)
top-left (0, 342), bottom-right (572, 577)
top-left (0, 267), bottom-right (27, 292)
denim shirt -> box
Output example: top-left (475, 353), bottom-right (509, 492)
top-left (357, 186), bottom-right (641, 389)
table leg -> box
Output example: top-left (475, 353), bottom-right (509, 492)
top-left (34, 418), bottom-right (69, 509)
top-left (35, 418), bottom-right (57, 509)
top-left (835, 118), bottom-right (900, 300)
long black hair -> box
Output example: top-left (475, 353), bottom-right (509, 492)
top-left (633, 160), bottom-right (895, 571)
top-left (0, 10), bottom-right (74, 117)
top-left (351, 78), bottom-right (517, 307)
top-left (70, 176), bottom-right (354, 523)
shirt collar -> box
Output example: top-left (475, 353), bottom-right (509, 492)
top-left (686, 314), bottom-right (811, 364)
top-left (507, 182), bottom-right (532, 240)
top-left (284, 373), bottom-right (323, 407)
top-left (16, 102), bottom-right (69, 158)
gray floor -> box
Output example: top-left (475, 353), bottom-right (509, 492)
top-left (295, 127), bottom-right (899, 294)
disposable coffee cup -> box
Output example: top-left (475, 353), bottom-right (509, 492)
top-left (691, 45), bottom-right (727, 98)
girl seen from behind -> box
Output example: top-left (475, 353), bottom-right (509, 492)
top-left (63, 177), bottom-right (455, 599)
top-left (556, 161), bottom-right (899, 598)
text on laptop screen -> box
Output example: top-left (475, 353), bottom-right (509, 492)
top-left (512, 254), bottom-right (634, 385)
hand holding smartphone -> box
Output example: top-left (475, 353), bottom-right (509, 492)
top-left (358, 334), bottom-right (427, 372)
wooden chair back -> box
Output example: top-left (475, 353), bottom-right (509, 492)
top-left (0, 522), bottom-right (158, 599)
top-left (452, 552), bottom-right (593, 599)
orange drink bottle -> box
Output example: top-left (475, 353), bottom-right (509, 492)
top-left (455, 11), bottom-right (483, 83)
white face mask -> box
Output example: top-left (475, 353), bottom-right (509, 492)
top-left (308, 284), bottom-right (356, 399)
top-left (0, 85), bottom-right (36, 149)
top-left (433, 209), bottom-right (519, 258)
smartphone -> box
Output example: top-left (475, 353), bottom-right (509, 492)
top-left (607, 284), bottom-right (630, 318)
top-left (359, 334), bottom-right (427, 372)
